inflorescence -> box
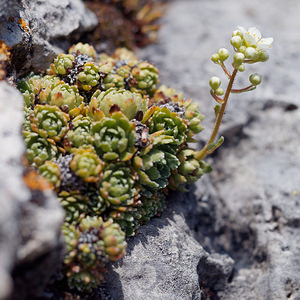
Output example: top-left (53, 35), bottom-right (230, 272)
top-left (19, 25), bottom-right (272, 293)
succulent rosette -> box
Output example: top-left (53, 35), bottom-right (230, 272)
top-left (63, 216), bottom-right (126, 291)
top-left (99, 164), bottom-right (138, 207)
top-left (49, 53), bottom-right (75, 75)
top-left (145, 106), bottom-right (187, 147)
top-left (18, 74), bottom-right (61, 106)
top-left (30, 104), bottom-right (70, 142)
top-left (89, 88), bottom-right (148, 120)
top-left (92, 111), bottom-right (136, 161)
top-left (136, 148), bottom-right (180, 192)
top-left (70, 147), bottom-right (104, 183)
top-left (77, 62), bottom-right (101, 92)
top-left (23, 131), bottom-right (57, 166)
top-left (59, 191), bottom-right (89, 224)
top-left (169, 149), bottom-right (212, 190)
top-left (69, 42), bottom-right (97, 59)
top-left (65, 115), bottom-right (93, 149)
top-left (39, 83), bottom-right (84, 116)
top-left (130, 61), bottom-right (159, 95)
top-left (38, 161), bottom-right (61, 189)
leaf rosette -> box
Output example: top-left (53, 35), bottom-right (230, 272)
top-left (92, 111), bottom-right (136, 162)
top-left (30, 104), bottom-right (70, 142)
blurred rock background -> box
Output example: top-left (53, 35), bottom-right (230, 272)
top-left (0, 0), bottom-right (299, 299)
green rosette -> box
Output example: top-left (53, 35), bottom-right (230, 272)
top-left (77, 62), bottom-right (101, 92)
top-left (130, 61), bottom-right (159, 96)
top-left (30, 104), bottom-right (69, 142)
top-left (69, 42), bottom-right (97, 59)
top-left (70, 147), bottom-right (104, 183)
top-left (146, 106), bottom-right (187, 147)
top-left (23, 131), bottom-right (57, 166)
top-left (136, 148), bottom-right (180, 191)
top-left (89, 88), bottom-right (148, 121)
top-left (99, 164), bottom-right (138, 207)
top-left (64, 115), bottom-right (93, 149)
top-left (49, 53), bottom-right (75, 75)
top-left (38, 161), bottom-right (61, 189)
top-left (92, 111), bottom-right (136, 162)
top-left (62, 216), bottom-right (126, 292)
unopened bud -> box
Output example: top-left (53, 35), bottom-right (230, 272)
top-left (218, 48), bottom-right (229, 61)
top-left (233, 52), bottom-right (245, 65)
top-left (258, 51), bottom-right (269, 62)
top-left (209, 76), bottom-right (221, 90)
top-left (238, 64), bottom-right (245, 72)
top-left (249, 73), bottom-right (262, 85)
top-left (239, 46), bottom-right (247, 53)
top-left (211, 53), bottom-right (220, 63)
top-left (215, 87), bottom-right (224, 96)
top-left (244, 47), bottom-right (259, 60)
top-left (231, 36), bottom-right (242, 49)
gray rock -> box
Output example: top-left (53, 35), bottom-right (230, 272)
top-left (105, 189), bottom-right (234, 300)
top-left (0, 81), bottom-right (64, 300)
top-left (0, 0), bottom-right (97, 75)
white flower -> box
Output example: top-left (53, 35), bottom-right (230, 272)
top-left (237, 26), bottom-right (273, 50)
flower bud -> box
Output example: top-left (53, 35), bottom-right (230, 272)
top-left (231, 36), bottom-right (242, 49)
top-left (232, 30), bottom-right (242, 37)
top-left (233, 52), bottom-right (245, 65)
top-left (215, 87), bottom-right (224, 96)
top-left (258, 51), bottom-right (269, 62)
top-left (209, 76), bottom-right (221, 90)
top-left (218, 48), bottom-right (229, 61)
top-left (237, 64), bottom-right (245, 72)
top-left (239, 46), bottom-right (246, 53)
top-left (211, 53), bottom-right (220, 63)
top-left (244, 47), bottom-right (259, 60)
top-left (249, 73), bottom-right (262, 86)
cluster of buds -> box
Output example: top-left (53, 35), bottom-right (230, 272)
top-left (196, 26), bottom-right (273, 160)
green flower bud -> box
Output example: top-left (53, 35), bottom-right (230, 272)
top-left (249, 73), bottom-right (262, 86)
top-left (77, 62), bottom-right (100, 92)
top-left (233, 52), bottom-right (245, 65)
top-left (70, 147), bottom-right (104, 183)
top-left (258, 51), bottom-right (269, 62)
top-left (209, 76), bottom-right (221, 90)
top-left (89, 88), bottom-right (148, 121)
top-left (50, 53), bottom-right (75, 75)
top-left (237, 64), bottom-right (245, 72)
top-left (211, 53), bottom-right (220, 63)
top-left (239, 46), bottom-right (247, 53)
top-left (99, 164), bottom-right (138, 207)
top-left (30, 105), bottom-right (70, 142)
top-left (215, 87), bottom-right (224, 96)
top-left (244, 47), bottom-right (259, 60)
top-left (92, 111), bottom-right (136, 162)
top-left (231, 36), bottom-right (242, 49)
top-left (218, 48), bottom-right (229, 61)
top-left (69, 42), bottom-right (97, 59)
top-left (38, 161), bottom-right (61, 189)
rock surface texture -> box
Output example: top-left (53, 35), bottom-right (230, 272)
top-left (0, 0), bottom-right (97, 76)
top-left (0, 81), bottom-right (64, 300)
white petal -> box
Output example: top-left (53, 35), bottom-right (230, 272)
top-left (244, 33), bottom-right (256, 46)
top-left (248, 27), bottom-right (262, 41)
top-left (237, 26), bottom-right (247, 35)
top-left (257, 37), bottom-right (274, 50)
